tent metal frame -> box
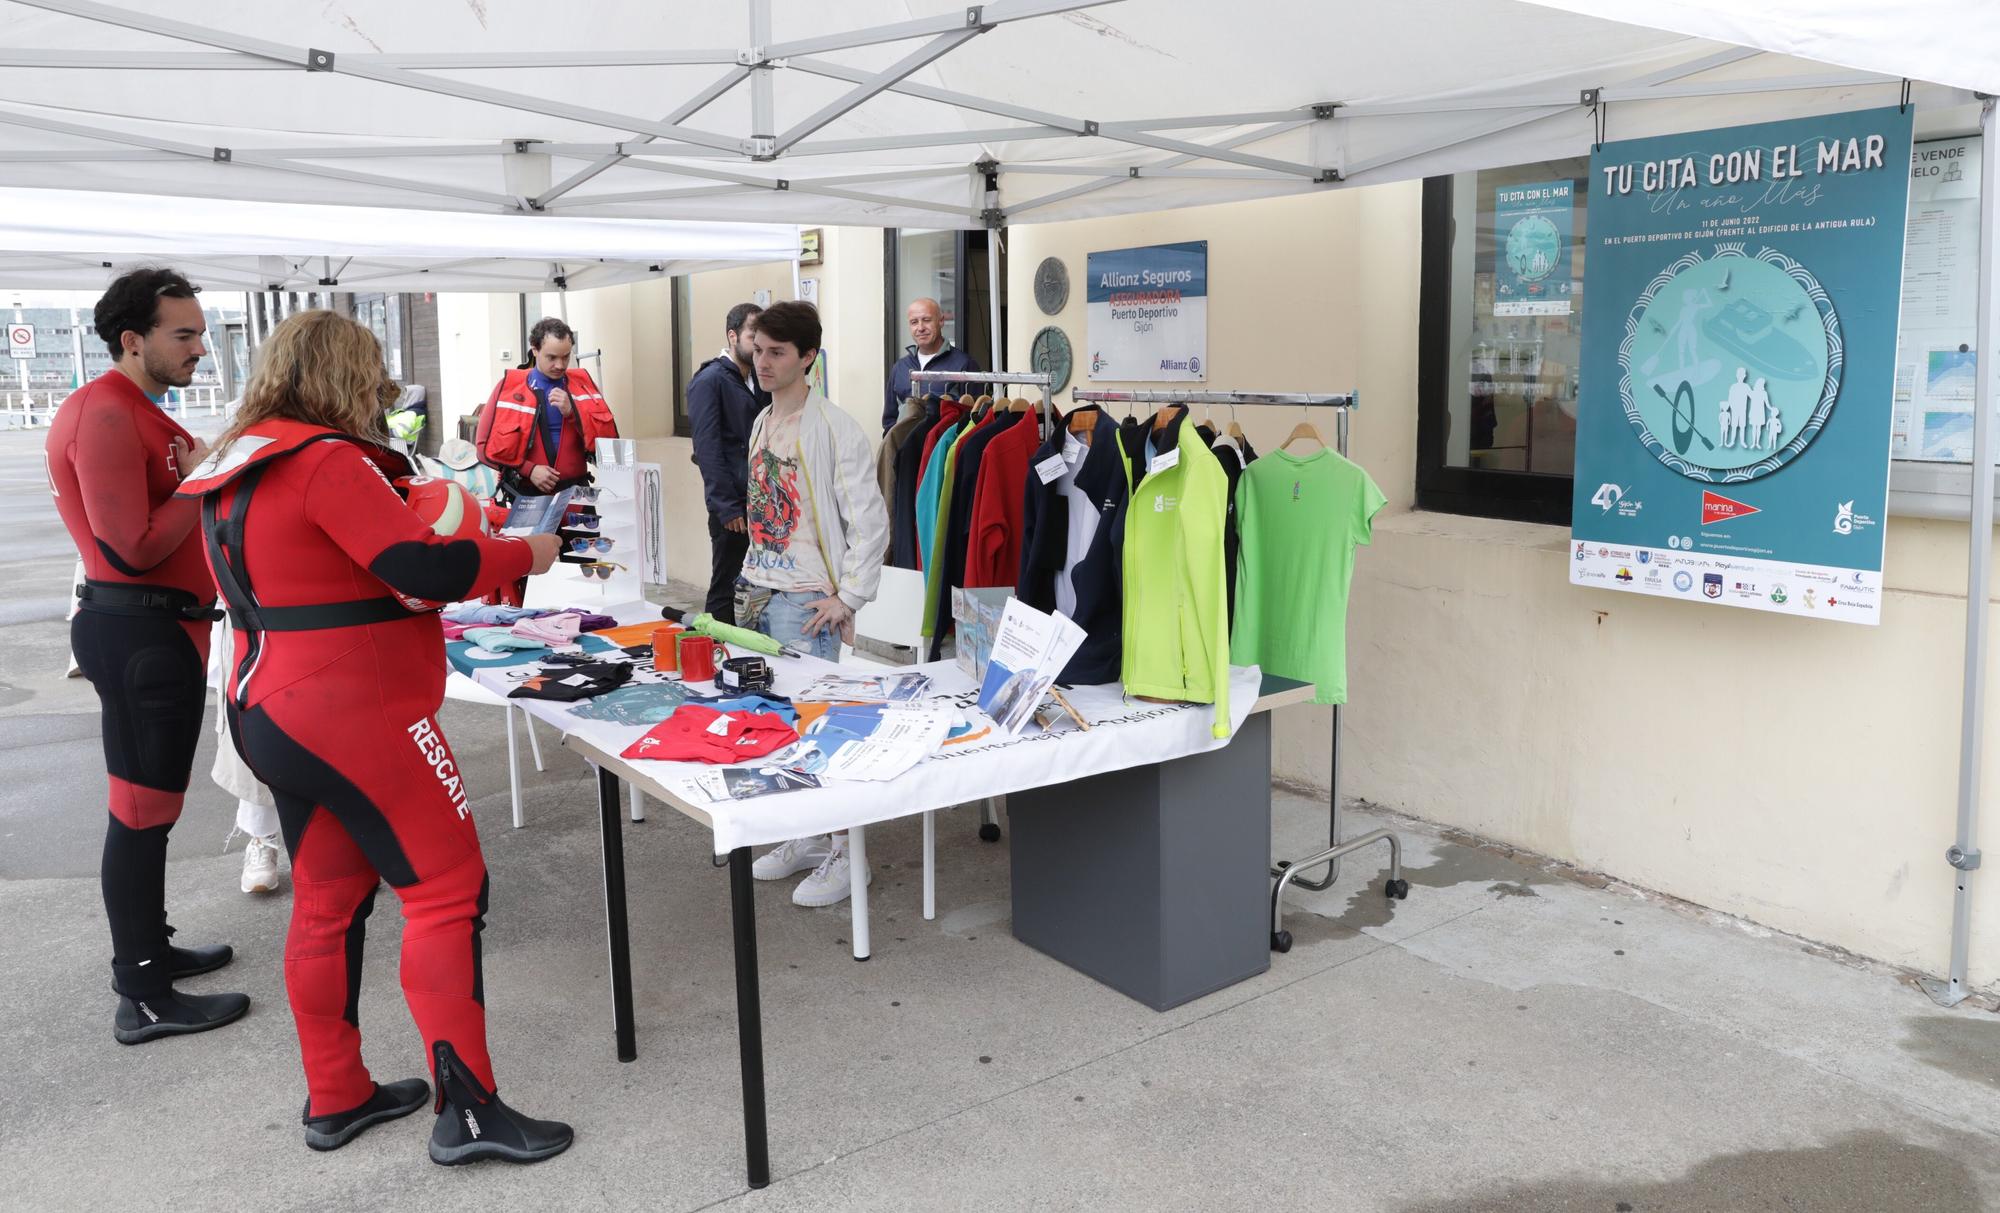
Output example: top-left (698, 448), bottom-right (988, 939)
top-left (0, 0), bottom-right (1945, 226)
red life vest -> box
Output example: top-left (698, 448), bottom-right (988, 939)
top-left (479, 368), bottom-right (617, 470)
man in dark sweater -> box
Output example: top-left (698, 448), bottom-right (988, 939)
top-left (882, 296), bottom-right (980, 431)
top-left (686, 302), bottom-right (769, 623)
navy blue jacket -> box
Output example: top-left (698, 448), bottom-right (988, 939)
top-left (1016, 406), bottom-right (1128, 685)
top-left (884, 343), bottom-right (981, 431)
top-left (686, 355), bottom-right (767, 519)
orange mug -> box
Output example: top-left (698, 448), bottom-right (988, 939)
top-left (679, 633), bottom-right (718, 681)
top-left (651, 625), bottom-right (684, 671)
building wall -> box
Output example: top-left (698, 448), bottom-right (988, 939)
top-left (1005, 180), bottom-right (2000, 991)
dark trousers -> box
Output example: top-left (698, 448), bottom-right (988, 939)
top-left (706, 513), bottom-right (750, 625)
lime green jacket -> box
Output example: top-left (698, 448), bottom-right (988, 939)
top-left (1119, 412), bottom-right (1232, 739)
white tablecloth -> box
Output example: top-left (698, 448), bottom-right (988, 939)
top-left (476, 651), bottom-right (1263, 854)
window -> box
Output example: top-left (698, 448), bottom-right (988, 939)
top-left (883, 228), bottom-right (1002, 376)
top-left (1420, 135), bottom-right (1987, 525)
top-left (1417, 164), bottom-right (1589, 526)
top-left (671, 276), bottom-right (694, 435)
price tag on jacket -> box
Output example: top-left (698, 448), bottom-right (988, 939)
top-left (1147, 447), bottom-right (1180, 475)
top-left (1034, 453), bottom-right (1068, 484)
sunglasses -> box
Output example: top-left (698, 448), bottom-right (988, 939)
top-left (578, 561), bottom-right (628, 580)
top-left (569, 485), bottom-right (619, 504)
top-left (563, 512), bottom-right (601, 529)
top-left (568, 536), bottom-right (614, 554)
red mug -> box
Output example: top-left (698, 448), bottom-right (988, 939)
top-left (678, 634), bottom-right (718, 681)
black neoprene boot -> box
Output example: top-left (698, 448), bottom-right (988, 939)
top-left (303, 1078), bottom-right (431, 1152)
top-left (428, 1041), bottom-right (573, 1166)
top-left (111, 960), bottom-right (249, 1045)
top-left (169, 942), bottom-right (233, 979)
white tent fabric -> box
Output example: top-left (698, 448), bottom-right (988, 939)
top-left (1516, 0), bottom-right (2000, 97)
top-left (0, 187), bottom-right (800, 291)
top-left (0, 0), bottom-right (1987, 230)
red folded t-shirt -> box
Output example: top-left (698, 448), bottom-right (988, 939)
top-left (620, 705), bottom-right (797, 763)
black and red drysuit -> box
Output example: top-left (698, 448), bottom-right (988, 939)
top-left (178, 419), bottom-right (533, 1119)
top-left (46, 370), bottom-right (219, 998)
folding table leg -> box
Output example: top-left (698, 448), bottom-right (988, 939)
top-left (627, 781), bottom-right (647, 823)
top-left (922, 810), bottom-right (937, 921)
top-left (520, 705), bottom-right (546, 772)
top-left (506, 703), bottom-right (525, 830)
top-left (594, 765), bottom-right (636, 1062)
top-left (848, 825), bottom-right (871, 961)
top-left (729, 847), bottom-right (771, 1189)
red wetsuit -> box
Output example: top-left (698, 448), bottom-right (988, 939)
top-left (47, 370), bottom-right (219, 996)
top-left (180, 419), bottom-right (532, 1117)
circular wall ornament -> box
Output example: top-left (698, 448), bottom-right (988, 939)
top-left (1029, 325), bottom-right (1073, 394)
top-left (1033, 256), bottom-right (1070, 315)
top-left (1617, 245), bottom-right (1841, 484)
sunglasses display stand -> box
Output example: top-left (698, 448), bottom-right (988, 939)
top-left (523, 459), bottom-right (650, 618)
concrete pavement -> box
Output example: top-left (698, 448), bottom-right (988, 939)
top-left (3, 423), bottom-right (1998, 1211)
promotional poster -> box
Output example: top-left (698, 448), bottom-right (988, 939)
top-left (1494, 180), bottom-right (1575, 316)
top-left (1086, 240), bottom-right (1207, 381)
top-left (1569, 106), bottom-right (1915, 625)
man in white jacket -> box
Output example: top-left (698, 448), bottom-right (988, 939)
top-left (738, 301), bottom-right (890, 907)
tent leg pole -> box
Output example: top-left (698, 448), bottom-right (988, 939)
top-left (987, 229), bottom-right (1003, 373)
top-left (1926, 97), bottom-right (2000, 1009)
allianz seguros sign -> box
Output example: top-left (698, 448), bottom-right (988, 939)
top-left (1568, 107), bottom-right (1914, 625)
top-left (1086, 241), bottom-right (1207, 382)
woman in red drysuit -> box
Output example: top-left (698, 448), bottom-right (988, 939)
top-left (47, 266), bottom-right (250, 1044)
top-left (179, 311), bottom-right (569, 1164)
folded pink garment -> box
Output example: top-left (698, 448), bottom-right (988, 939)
top-left (441, 619), bottom-right (474, 641)
top-left (511, 612), bottom-right (584, 645)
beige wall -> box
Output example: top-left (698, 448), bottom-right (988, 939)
top-left (1008, 181), bottom-right (2000, 991)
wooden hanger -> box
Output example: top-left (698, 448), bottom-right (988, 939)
top-left (1067, 406), bottom-right (1098, 440)
top-left (974, 394), bottom-right (994, 418)
top-left (1226, 403), bottom-right (1245, 441)
top-left (1150, 404), bottom-right (1179, 432)
top-left (1280, 412), bottom-right (1323, 451)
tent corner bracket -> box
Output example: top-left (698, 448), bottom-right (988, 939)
top-left (306, 48), bottom-right (335, 72)
top-left (1312, 103), bottom-right (1340, 120)
top-left (1316, 168), bottom-right (1341, 184)
top-left (212, 147), bottom-right (231, 163)
top-left (981, 206), bottom-right (1005, 229)
top-left (1948, 845), bottom-right (1983, 872)
top-left (1580, 87), bottom-right (1601, 106)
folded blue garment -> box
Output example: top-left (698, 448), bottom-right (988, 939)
top-left (463, 627), bottom-right (551, 652)
top-left (442, 604), bottom-right (547, 625)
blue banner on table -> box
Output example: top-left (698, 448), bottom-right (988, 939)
top-left (1086, 240), bottom-right (1207, 381)
top-left (1494, 180), bottom-right (1575, 316)
top-left (1569, 106), bottom-right (1914, 626)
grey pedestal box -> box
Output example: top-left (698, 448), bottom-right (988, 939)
top-left (1009, 710), bottom-right (1272, 1011)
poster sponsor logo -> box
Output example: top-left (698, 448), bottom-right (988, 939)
top-left (1575, 541), bottom-right (1588, 561)
top-left (1702, 573), bottom-right (1723, 598)
top-left (1701, 490), bottom-right (1761, 526)
top-left (1615, 567), bottom-right (1634, 582)
top-left (1831, 500), bottom-right (1877, 535)
top-left (1674, 571), bottom-right (1695, 592)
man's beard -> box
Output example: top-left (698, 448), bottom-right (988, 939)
top-left (142, 345), bottom-right (197, 389)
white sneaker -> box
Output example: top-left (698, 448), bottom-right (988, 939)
top-left (241, 834), bottom-right (284, 895)
top-left (752, 836), bottom-right (831, 881)
top-left (792, 843), bottom-right (870, 908)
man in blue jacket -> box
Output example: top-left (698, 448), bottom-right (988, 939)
top-left (686, 302), bottom-right (769, 623)
top-left (882, 297), bottom-right (980, 432)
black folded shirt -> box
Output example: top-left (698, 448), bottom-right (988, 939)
top-left (507, 661), bottom-right (635, 702)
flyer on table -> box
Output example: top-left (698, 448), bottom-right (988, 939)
top-left (1086, 240), bottom-right (1207, 382)
top-left (1569, 105), bottom-right (1914, 625)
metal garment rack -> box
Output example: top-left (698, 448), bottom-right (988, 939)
top-left (908, 368), bottom-right (1055, 442)
top-left (1070, 387), bottom-right (1407, 953)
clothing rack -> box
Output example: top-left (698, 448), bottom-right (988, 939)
top-left (909, 369), bottom-right (1055, 441)
top-left (1071, 386), bottom-right (1406, 953)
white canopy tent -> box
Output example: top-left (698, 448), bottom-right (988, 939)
top-left (0, 0), bottom-right (1996, 1006)
top-left (0, 187), bottom-right (799, 292)
top-left (0, 0), bottom-right (1989, 229)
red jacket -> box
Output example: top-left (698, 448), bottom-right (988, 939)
top-left (475, 368), bottom-right (617, 490)
top-left (965, 408), bottom-right (1041, 589)
top-left (178, 419), bottom-right (533, 715)
top-left (916, 395), bottom-right (970, 485)
top-left (45, 371), bottom-right (210, 605)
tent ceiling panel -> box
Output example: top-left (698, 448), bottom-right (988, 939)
top-left (0, 0), bottom-right (1988, 229)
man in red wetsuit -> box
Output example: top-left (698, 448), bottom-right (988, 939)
top-left (181, 310), bottom-right (570, 1163)
top-left (46, 265), bottom-right (251, 1044)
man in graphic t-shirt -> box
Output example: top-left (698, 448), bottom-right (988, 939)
top-left (738, 301), bottom-right (889, 909)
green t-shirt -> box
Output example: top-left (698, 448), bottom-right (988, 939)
top-left (1229, 448), bottom-right (1385, 706)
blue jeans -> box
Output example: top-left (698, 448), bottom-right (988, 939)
top-left (758, 589), bottom-right (842, 661)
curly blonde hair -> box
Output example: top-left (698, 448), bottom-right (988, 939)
top-left (215, 310), bottom-right (398, 449)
